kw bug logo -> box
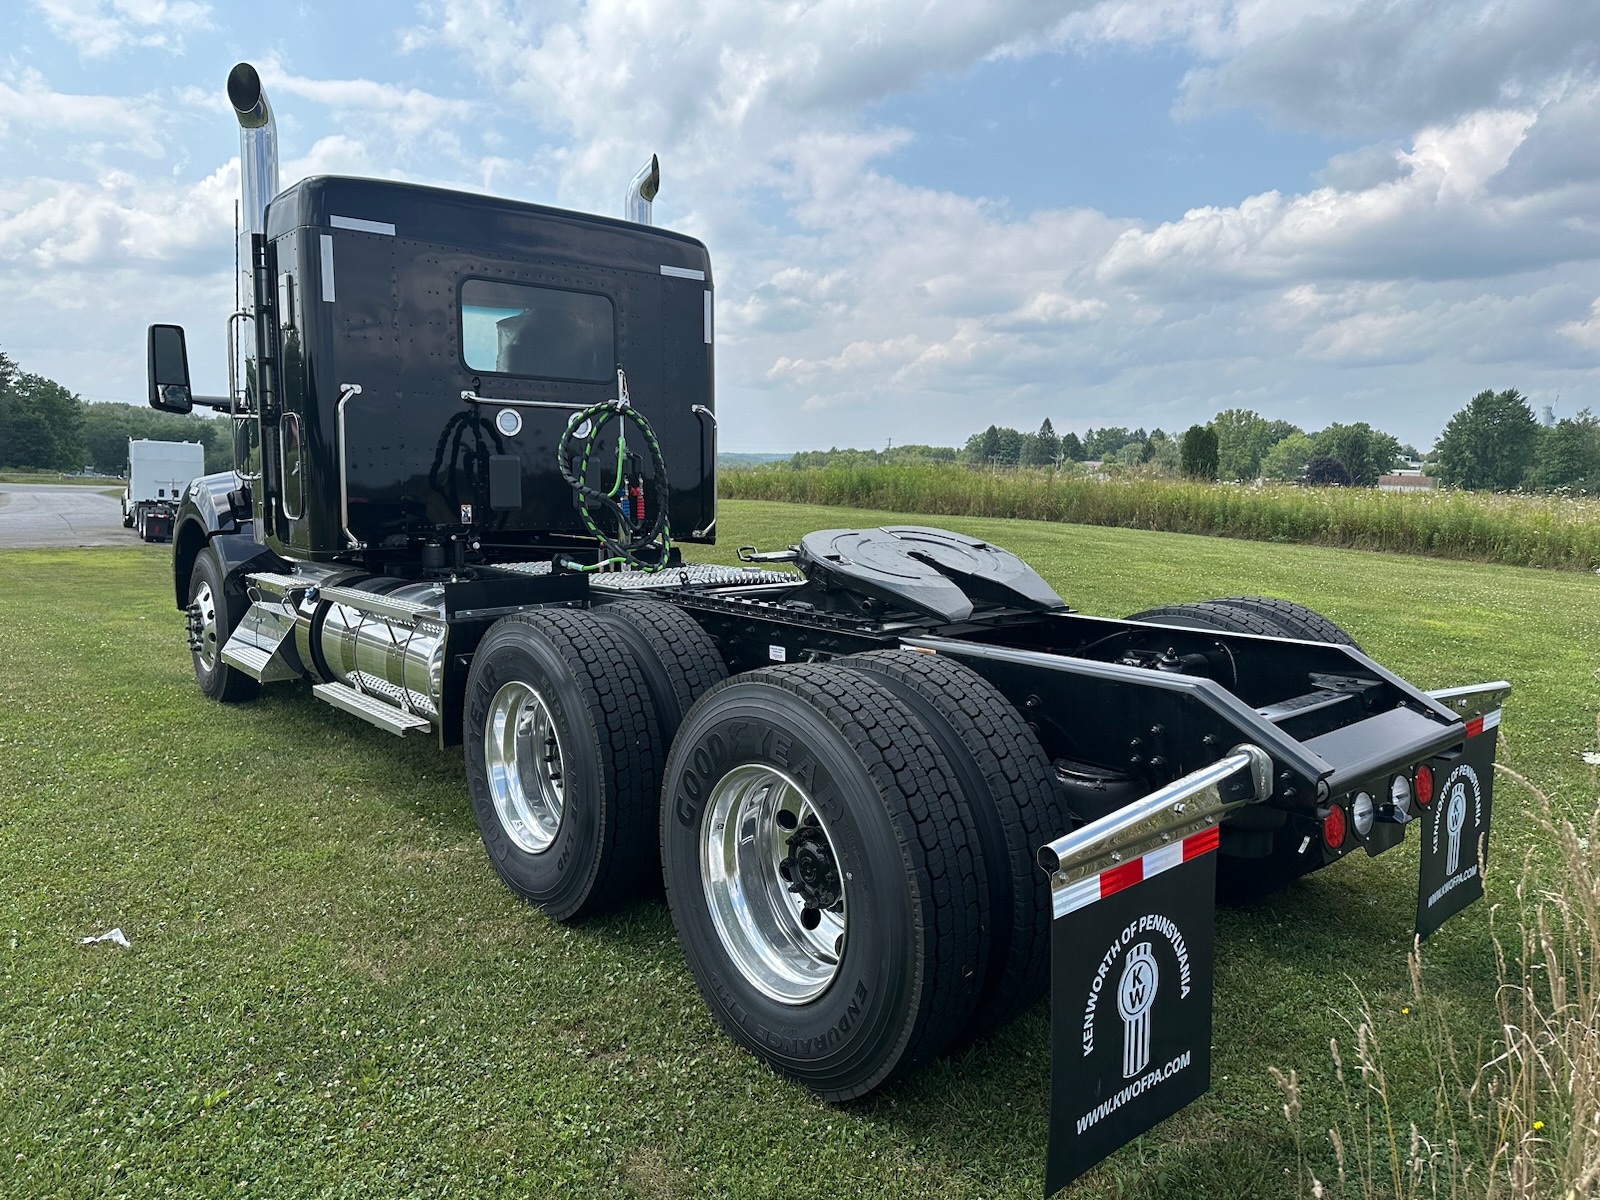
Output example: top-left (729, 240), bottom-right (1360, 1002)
top-left (1416, 745), bottom-right (1494, 940)
top-left (1082, 914), bottom-right (1192, 1065)
top-left (1444, 774), bottom-right (1471, 874)
top-left (1116, 942), bottom-right (1159, 1078)
top-left (1429, 763), bottom-right (1482, 902)
top-left (1048, 835), bottom-right (1217, 1195)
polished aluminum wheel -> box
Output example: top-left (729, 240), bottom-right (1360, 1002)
top-left (484, 680), bottom-right (565, 854)
top-left (190, 578), bottom-right (220, 671)
top-left (702, 764), bottom-right (846, 1004)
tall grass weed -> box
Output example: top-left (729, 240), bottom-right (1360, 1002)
top-left (1273, 766), bottom-right (1600, 1199)
top-left (722, 465), bottom-right (1600, 571)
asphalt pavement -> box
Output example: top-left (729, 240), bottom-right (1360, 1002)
top-left (0, 482), bottom-right (138, 548)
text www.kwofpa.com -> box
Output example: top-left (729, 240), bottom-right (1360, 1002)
top-left (1074, 1051), bottom-right (1193, 1135)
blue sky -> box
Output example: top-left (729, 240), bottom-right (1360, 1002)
top-left (2, 0), bottom-right (1598, 452)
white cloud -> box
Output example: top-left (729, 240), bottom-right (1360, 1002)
top-left (1052, 0), bottom-right (1599, 136)
top-left (1183, 0), bottom-right (1597, 134)
top-left (0, 159), bottom-right (236, 270)
top-left (31, 0), bottom-right (213, 59)
top-left (1560, 298), bottom-right (1600, 351)
top-left (258, 60), bottom-right (475, 146)
top-left (0, 68), bottom-right (163, 157)
top-left (6, 0), bottom-right (1600, 451)
top-left (1094, 105), bottom-right (1600, 292)
top-left (410, 0), bottom-right (1095, 214)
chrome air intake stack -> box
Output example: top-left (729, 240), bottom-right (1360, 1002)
top-left (625, 155), bottom-right (659, 225)
top-left (225, 63), bottom-right (278, 416)
top-left (227, 63), bottom-right (278, 240)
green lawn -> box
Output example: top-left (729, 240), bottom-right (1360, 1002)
top-left (1, 501), bottom-right (1594, 1199)
top-left (0, 472), bottom-right (123, 485)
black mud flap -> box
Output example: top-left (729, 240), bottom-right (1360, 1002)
top-left (1415, 708), bottom-right (1501, 939)
top-left (1045, 826), bottom-right (1220, 1195)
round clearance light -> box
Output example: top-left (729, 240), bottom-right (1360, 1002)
top-left (1351, 791), bottom-right (1375, 838)
top-left (495, 407), bottom-right (523, 438)
top-left (1390, 773), bottom-right (1413, 819)
top-left (1414, 765), bottom-right (1434, 808)
top-left (1322, 804), bottom-right (1347, 850)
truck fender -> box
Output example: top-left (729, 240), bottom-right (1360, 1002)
top-left (171, 529), bottom-right (278, 612)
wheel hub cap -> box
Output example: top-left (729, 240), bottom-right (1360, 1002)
top-left (702, 764), bottom-right (846, 1004)
top-left (188, 581), bottom-right (219, 669)
top-left (484, 680), bottom-right (565, 854)
top-left (783, 824), bottom-right (841, 912)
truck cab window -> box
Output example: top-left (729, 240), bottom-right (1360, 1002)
top-left (460, 279), bottom-right (614, 381)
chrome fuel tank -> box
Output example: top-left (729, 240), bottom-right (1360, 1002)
top-left (319, 580), bottom-right (447, 721)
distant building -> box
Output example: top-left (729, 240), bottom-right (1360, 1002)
top-left (1378, 471), bottom-right (1434, 492)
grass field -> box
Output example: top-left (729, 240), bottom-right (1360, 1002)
top-left (1, 500), bottom-right (1595, 1199)
top-left (723, 464), bottom-right (1600, 571)
top-left (0, 472), bottom-right (123, 486)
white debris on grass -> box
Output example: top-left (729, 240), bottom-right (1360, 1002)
top-left (80, 928), bottom-right (130, 948)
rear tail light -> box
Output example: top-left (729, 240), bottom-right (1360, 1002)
top-left (1414, 765), bottom-right (1433, 807)
top-left (1321, 804), bottom-right (1347, 849)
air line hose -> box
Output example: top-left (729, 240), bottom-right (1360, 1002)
top-left (555, 369), bottom-right (672, 572)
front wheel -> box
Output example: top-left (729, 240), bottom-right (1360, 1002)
top-left (187, 548), bottom-right (258, 703)
top-left (661, 664), bottom-right (988, 1100)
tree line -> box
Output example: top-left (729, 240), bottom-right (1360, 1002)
top-left (759, 387), bottom-right (1598, 493)
top-left (955, 414), bottom-right (1413, 485)
top-left (0, 349), bottom-right (230, 475)
top-left (817, 389), bottom-right (1596, 493)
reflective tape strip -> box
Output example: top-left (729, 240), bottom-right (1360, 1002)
top-left (661, 264), bottom-right (705, 280)
top-left (330, 215), bottom-right (396, 236)
top-left (1464, 708), bottom-right (1502, 739)
top-left (1053, 825), bottom-right (1220, 918)
top-left (320, 235), bottom-right (335, 302)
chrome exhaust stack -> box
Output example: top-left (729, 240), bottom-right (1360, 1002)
top-left (226, 62), bottom-right (278, 241)
top-left (625, 154), bottom-right (659, 225)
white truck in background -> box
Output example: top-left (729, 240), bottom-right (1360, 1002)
top-left (122, 438), bottom-right (205, 543)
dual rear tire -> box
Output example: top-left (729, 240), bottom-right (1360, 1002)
top-left (464, 604), bottom-right (1062, 1098)
top-left (1126, 595), bottom-right (1360, 648)
top-left (1126, 595), bottom-right (1359, 901)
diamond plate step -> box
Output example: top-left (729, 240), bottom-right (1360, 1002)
top-left (318, 584), bottom-right (441, 623)
top-left (220, 641), bottom-right (273, 678)
top-left (246, 571), bottom-right (308, 594)
top-left (312, 682), bottom-right (432, 736)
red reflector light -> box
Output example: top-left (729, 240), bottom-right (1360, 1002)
top-left (1322, 805), bottom-right (1347, 849)
top-left (1414, 765), bottom-right (1434, 808)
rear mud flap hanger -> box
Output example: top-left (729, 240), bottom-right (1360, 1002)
top-left (1035, 677), bottom-right (1510, 1194)
top-left (1036, 745), bottom-right (1272, 1194)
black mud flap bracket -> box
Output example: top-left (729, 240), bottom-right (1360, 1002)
top-left (1036, 745), bottom-right (1273, 1196)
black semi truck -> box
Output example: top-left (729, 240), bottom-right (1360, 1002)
top-left (146, 63), bottom-right (1508, 1194)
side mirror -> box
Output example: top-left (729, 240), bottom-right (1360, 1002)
top-left (147, 323), bottom-right (194, 414)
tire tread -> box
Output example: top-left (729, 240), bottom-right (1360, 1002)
top-left (665, 664), bottom-right (988, 1098)
top-left (841, 649), bottom-right (1058, 1037)
top-left (469, 608), bottom-right (661, 920)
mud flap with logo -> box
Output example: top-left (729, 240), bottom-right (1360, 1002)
top-left (1415, 708), bottom-right (1500, 939)
top-left (1044, 826), bottom-right (1221, 1194)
